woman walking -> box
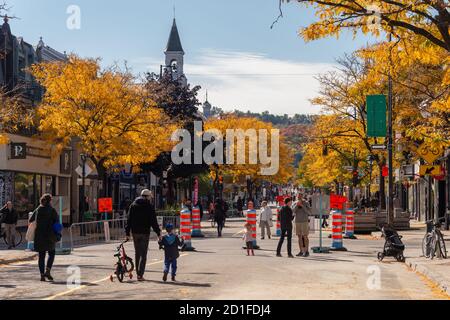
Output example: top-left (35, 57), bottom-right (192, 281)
top-left (29, 194), bottom-right (59, 282)
top-left (259, 201), bottom-right (272, 240)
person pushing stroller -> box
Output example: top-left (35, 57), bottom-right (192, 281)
top-left (159, 223), bottom-right (184, 282)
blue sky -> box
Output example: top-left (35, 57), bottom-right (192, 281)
top-left (4, 0), bottom-right (377, 115)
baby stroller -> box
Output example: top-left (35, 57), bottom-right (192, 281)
top-left (377, 224), bottom-right (405, 262)
top-left (110, 240), bottom-right (134, 283)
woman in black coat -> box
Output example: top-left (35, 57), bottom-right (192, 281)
top-left (29, 194), bottom-right (59, 282)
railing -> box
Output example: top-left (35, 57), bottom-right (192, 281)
top-left (68, 216), bottom-right (180, 250)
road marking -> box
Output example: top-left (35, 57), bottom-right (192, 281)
top-left (42, 253), bottom-right (189, 300)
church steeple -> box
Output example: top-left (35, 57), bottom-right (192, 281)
top-left (165, 19), bottom-right (184, 54)
top-left (164, 18), bottom-right (186, 86)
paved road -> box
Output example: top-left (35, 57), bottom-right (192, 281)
top-left (0, 218), bottom-right (448, 300)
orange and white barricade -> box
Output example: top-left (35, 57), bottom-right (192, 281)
top-left (345, 208), bottom-right (356, 239)
top-left (246, 201), bottom-right (259, 249)
top-left (191, 206), bottom-right (204, 237)
top-left (180, 208), bottom-right (195, 251)
top-left (330, 210), bottom-right (347, 251)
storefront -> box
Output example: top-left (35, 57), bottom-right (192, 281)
top-left (0, 134), bottom-right (73, 226)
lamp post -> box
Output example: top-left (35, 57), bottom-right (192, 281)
top-left (79, 153), bottom-right (87, 224)
top-left (387, 33), bottom-right (394, 226)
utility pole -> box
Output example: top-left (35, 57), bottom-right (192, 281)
top-left (387, 33), bottom-right (394, 225)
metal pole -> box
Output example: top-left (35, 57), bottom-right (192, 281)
top-left (387, 33), bottom-right (394, 226)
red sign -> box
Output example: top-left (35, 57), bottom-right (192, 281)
top-left (330, 194), bottom-right (347, 210)
top-left (98, 198), bottom-right (113, 213)
top-left (382, 166), bottom-right (389, 177)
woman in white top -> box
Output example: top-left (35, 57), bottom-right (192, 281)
top-left (259, 201), bottom-right (273, 240)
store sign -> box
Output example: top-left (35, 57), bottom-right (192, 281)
top-left (60, 150), bottom-right (72, 174)
top-left (10, 143), bottom-right (27, 159)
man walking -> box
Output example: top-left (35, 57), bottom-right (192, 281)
top-left (125, 189), bottom-right (161, 281)
top-left (293, 198), bottom-right (312, 257)
top-left (1, 201), bottom-right (18, 249)
top-left (276, 198), bottom-right (294, 258)
top-left (259, 201), bottom-right (272, 240)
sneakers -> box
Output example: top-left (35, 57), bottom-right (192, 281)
top-left (163, 273), bottom-right (168, 282)
top-left (296, 252), bottom-right (304, 257)
top-left (137, 276), bottom-right (146, 282)
top-left (288, 255), bottom-right (295, 258)
top-left (44, 269), bottom-right (54, 281)
top-left (276, 253), bottom-right (282, 257)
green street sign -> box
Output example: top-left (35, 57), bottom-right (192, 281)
top-left (366, 95), bottom-right (387, 137)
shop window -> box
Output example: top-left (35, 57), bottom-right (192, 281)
top-left (14, 173), bottom-right (35, 219)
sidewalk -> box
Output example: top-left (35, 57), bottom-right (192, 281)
top-left (0, 250), bottom-right (37, 265)
top-left (372, 221), bottom-right (450, 296)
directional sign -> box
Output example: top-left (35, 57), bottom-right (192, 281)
top-left (419, 165), bottom-right (441, 176)
top-left (75, 163), bottom-right (93, 178)
top-left (416, 145), bottom-right (442, 164)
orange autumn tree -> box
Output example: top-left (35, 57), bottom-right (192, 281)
top-left (205, 115), bottom-right (294, 188)
top-left (30, 56), bottom-right (178, 195)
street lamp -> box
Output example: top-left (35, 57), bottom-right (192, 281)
top-left (79, 153), bottom-right (87, 224)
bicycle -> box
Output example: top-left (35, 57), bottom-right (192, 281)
top-left (422, 217), bottom-right (447, 259)
top-left (110, 239), bottom-right (134, 283)
top-left (0, 226), bottom-right (23, 247)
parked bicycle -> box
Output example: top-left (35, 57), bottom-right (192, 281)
top-left (422, 217), bottom-right (447, 259)
top-left (0, 226), bottom-right (23, 247)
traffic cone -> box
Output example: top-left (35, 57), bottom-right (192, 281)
top-left (180, 208), bottom-right (195, 251)
top-left (330, 210), bottom-right (347, 251)
top-left (344, 208), bottom-right (357, 239)
top-left (245, 201), bottom-right (260, 250)
top-left (191, 206), bottom-right (204, 237)
top-left (276, 207), bottom-right (281, 237)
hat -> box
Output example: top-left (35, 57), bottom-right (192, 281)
top-left (165, 223), bottom-right (174, 231)
top-left (141, 189), bottom-right (152, 197)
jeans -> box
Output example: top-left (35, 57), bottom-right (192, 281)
top-left (164, 259), bottom-right (178, 276)
top-left (276, 228), bottom-right (292, 256)
top-left (38, 250), bottom-right (56, 275)
top-left (132, 234), bottom-right (150, 277)
top-left (4, 224), bottom-right (16, 247)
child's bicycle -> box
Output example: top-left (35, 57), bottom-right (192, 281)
top-left (110, 239), bottom-right (134, 283)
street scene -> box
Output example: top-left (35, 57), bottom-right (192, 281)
top-left (0, 0), bottom-right (449, 304)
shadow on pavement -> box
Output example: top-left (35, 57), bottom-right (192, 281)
top-left (145, 279), bottom-right (212, 288)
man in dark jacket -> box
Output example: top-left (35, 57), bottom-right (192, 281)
top-left (125, 189), bottom-right (161, 281)
top-left (276, 198), bottom-right (294, 258)
top-left (1, 201), bottom-right (18, 249)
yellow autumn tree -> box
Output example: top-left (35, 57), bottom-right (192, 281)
top-left (279, 0), bottom-right (449, 52)
top-left (204, 115), bottom-right (294, 187)
top-left (30, 56), bottom-right (178, 194)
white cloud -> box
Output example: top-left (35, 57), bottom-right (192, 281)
top-left (133, 49), bottom-right (336, 116)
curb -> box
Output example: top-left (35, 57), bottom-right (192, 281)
top-left (405, 258), bottom-right (450, 297)
top-left (0, 252), bottom-right (38, 266)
